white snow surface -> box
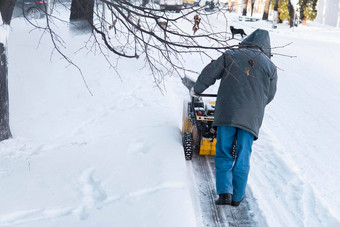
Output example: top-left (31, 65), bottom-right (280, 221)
top-left (1, 6), bottom-right (340, 227)
top-left (0, 12), bottom-right (10, 45)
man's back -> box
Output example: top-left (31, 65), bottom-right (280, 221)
top-left (194, 29), bottom-right (278, 139)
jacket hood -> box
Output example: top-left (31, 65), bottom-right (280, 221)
top-left (240, 29), bottom-right (271, 58)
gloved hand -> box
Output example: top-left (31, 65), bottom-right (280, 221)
top-left (190, 87), bottom-right (199, 98)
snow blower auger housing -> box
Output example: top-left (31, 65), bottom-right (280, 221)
top-left (181, 77), bottom-right (217, 160)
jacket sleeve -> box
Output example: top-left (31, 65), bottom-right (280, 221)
top-left (193, 54), bottom-right (225, 94)
top-left (267, 68), bottom-right (278, 104)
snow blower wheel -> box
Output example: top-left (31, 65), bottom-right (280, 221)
top-left (183, 132), bottom-right (194, 160)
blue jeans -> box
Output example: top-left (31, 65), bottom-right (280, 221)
top-left (215, 126), bottom-right (254, 202)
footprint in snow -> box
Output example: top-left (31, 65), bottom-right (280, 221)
top-left (74, 168), bottom-right (107, 220)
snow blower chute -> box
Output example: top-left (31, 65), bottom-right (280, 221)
top-left (181, 76), bottom-right (218, 160)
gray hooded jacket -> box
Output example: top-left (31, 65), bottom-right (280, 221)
top-left (193, 29), bottom-right (277, 139)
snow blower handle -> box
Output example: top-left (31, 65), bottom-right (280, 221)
top-left (181, 76), bottom-right (195, 90)
top-left (182, 76), bottom-right (217, 98)
top-left (196, 93), bottom-right (217, 97)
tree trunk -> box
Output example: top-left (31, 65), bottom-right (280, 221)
top-left (262, 0), bottom-right (270, 20)
top-left (242, 0), bottom-right (248, 16)
top-left (300, 0), bottom-right (307, 21)
top-left (288, 0), bottom-right (295, 27)
top-left (272, 0), bottom-right (279, 28)
top-left (0, 43), bottom-right (11, 141)
top-left (70, 0), bottom-right (95, 32)
top-left (250, 0), bottom-right (255, 17)
top-left (0, 0), bottom-right (16, 141)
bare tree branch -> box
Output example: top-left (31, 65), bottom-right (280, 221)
top-left (18, 0), bottom-right (292, 93)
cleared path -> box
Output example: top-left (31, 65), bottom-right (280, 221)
top-left (191, 152), bottom-right (262, 227)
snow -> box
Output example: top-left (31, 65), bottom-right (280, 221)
top-left (290, 0), bottom-right (299, 9)
top-left (1, 4), bottom-right (340, 227)
top-left (246, 21), bottom-right (340, 226)
top-left (316, 0), bottom-right (340, 27)
top-left (0, 13), bottom-right (10, 45)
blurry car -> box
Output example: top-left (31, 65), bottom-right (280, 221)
top-left (159, 0), bottom-right (183, 12)
top-left (12, 0), bottom-right (47, 19)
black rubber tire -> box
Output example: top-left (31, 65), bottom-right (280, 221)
top-left (26, 7), bottom-right (43, 19)
top-left (183, 132), bottom-right (194, 160)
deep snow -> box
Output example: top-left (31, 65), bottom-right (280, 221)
top-left (1, 4), bottom-right (340, 227)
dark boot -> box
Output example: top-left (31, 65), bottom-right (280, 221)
top-left (231, 198), bottom-right (244, 207)
top-left (215, 193), bottom-right (232, 205)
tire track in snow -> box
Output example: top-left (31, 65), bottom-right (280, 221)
top-left (191, 152), bottom-right (260, 227)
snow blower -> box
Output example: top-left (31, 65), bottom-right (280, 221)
top-left (181, 76), bottom-right (218, 160)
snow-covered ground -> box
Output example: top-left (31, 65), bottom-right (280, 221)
top-left (1, 4), bottom-right (340, 227)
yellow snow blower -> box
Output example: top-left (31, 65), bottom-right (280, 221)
top-left (181, 77), bottom-right (218, 160)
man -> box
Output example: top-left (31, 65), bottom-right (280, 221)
top-left (192, 29), bottom-right (277, 206)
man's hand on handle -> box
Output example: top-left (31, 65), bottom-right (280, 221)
top-left (190, 87), bottom-right (199, 98)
